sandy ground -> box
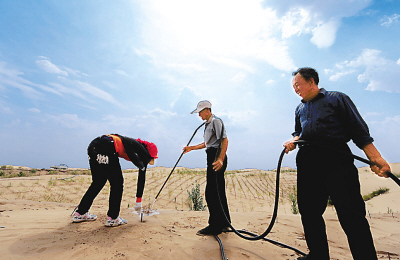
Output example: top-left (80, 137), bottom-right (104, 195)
top-left (1, 164), bottom-right (400, 260)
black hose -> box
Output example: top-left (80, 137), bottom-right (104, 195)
top-left (214, 235), bottom-right (227, 260)
top-left (225, 229), bottom-right (306, 256)
top-left (212, 146), bottom-right (306, 256)
top-left (214, 147), bottom-right (286, 241)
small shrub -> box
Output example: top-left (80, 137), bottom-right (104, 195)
top-left (289, 185), bottom-right (298, 214)
top-left (48, 178), bottom-right (57, 186)
top-left (187, 181), bottom-right (206, 211)
top-left (0, 171), bottom-right (4, 177)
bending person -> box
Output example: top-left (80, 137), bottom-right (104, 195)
top-left (73, 134), bottom-right (158, 227)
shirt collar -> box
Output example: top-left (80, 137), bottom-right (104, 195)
top-left (301, 88), bottom-right (326, 103)
top-left (206, 114), bottom-right (214, 123)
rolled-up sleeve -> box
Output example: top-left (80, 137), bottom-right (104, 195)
top-left (339, 94), bottom-right (374, 149)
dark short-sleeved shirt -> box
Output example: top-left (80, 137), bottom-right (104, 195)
top-left (292, 88), bottom-right (373, 149)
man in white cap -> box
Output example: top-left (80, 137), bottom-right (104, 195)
top-left (183, 100), bottom-right (231, 236)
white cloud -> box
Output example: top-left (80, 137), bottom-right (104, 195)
top-left (231, 72), bottom-right (247, 82)
top-left (48, 82), bottom-right (88, 100)
top-left (278, 0), bottom-right (372, 48)
top-left (165, 63), bottom-right (208, 73)
top-left (281, 8), bottom-right (312, 38)
top-left (138, 0), bottom-right (295, 73)
top-left (364, 112), bottom-right (383, 118)
top-left (369, 115), bottom-right (400, 145)
top-left (209, 56), bottom-right (254, 73)
top-left (36, 57), bottom-right (68, 76)
top-left (0, 61), bottom-right (44, 99)
top-left (265, 79), bottom-right (275, 85)
top-left (328, 68), bottom-right (356, 81)
top-left (114, 69), bottom-right (129, 76)
top-left (221, 109), bottom-right (258, 125)
top-left (64, 67), bottom-right (88, 77)
top-left (45, 113), bottom-right (96, 130)
top-left (326, 49), bottom-right (400, 92)
top-left (380, 13), bottom-right (400, 26)
top-left (310, 19), bottom-right (340, 48)
top-left (0, 102), bottom-right (11, 114)
top-left (28, 108), bottom-right (41, 113)
top-left (36, 56), bottom-right (88, 78)
top-left (0, 63), bottom-right (121, 107)
top-left (74, 81), bottom-right (123, 107)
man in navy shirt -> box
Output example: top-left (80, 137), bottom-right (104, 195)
top-left (284, 67), bottom-right (390, 260)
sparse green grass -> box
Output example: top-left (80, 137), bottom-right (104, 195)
top-left (176, 169), bottom-right (206, 175)
top-left (363, 187), bottom-right (389, 201)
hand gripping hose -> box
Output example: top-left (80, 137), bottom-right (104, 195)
top-left (151, 122), bottom-right (206, 209)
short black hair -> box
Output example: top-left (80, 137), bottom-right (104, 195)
top-left (292, 67), bottom-right (319, 85)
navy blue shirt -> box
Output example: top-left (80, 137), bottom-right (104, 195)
top-left (292, 88), bottom-right (373, 149)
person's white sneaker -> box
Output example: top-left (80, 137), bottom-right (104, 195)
top-left (72, 212), bottom-right (97, 223)
top-left (105, 216), bottom-right (127, 227)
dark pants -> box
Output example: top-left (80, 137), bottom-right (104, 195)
top-left (206, 148), bottom-right (231, 229)
top-left (296, 144), bottom-right (377, 260)
top-left (77, 136), bottom-right (124, 219)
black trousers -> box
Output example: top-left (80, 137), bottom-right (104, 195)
top-left (296, 144), bottom-right (377, 260)
top-left (77, 136), bottom-right (124, 219)
top-left (206, 148), bottom-right (231, 229)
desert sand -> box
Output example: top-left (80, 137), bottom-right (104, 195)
top-left (1, 164), bottom-right (400, 260)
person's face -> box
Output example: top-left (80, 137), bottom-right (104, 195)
top-left (199, 108), bottom-right (211, 120)
top-left (292, 73), bottom-right (314, 101)
top-left (149, 158), bottom-right (155, 165)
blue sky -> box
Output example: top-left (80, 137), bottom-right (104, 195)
top-left (0, 0), bottom-right (399, 170)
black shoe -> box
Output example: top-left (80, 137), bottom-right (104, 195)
top-left (196, 226), bottom-right (222, 236)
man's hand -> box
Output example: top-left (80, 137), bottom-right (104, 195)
top-left (183, 146), bottom-right (192, 154)
top-left (283, 140), bottom-right (297, 154)
top-left (363, 143), bottom-right (391, 178)
top-left (370, 157), bottom-right (391, 178)
top-left (213, 158), bottom-right (223, 171)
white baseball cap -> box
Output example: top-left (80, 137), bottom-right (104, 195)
top-left (191, 100), bottom-right (212, 114)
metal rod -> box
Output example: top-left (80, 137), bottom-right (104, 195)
top-left (152, 122), bottom-right (206, 204)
